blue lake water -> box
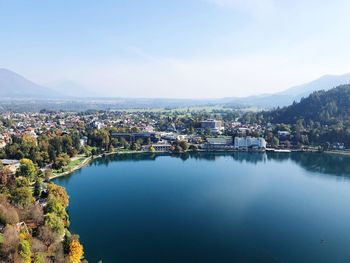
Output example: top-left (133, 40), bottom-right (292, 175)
top-left (54, 152), bottom-right (350, 263)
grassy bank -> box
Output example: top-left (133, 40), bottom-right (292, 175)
top-left (49, 150), bottom-right (141, 180)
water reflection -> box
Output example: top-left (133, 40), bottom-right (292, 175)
top-left (57, 152), bottom-right (350, 183)
top-left (98, 152), bottom-right (350, 178)
top-left (53, 151), bottom-right (350, 263)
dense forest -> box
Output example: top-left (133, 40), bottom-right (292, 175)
top-left (265, 85), bottom-right (350, 125)
top-left (237, 85), bottom-right (350, 147)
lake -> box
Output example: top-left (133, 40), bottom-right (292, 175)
top-left (53, 152), bottom-right (350, 263)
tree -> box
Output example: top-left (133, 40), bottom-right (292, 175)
top-left (284, 140), bottom-right (291, 149)
top-left (11, 187), bottom-right (34, 208)
top-left (34, 178), bottom-right (43, 197)
top-left (45, 213), bottom-right (65, 236)
top-left (19, 158), bottom-right (36, 180)
top-left (16, 177), bottom-right (30, 188)
top-left (0, 204), bottom-right (19, 224)
top-left (47, 184), bottom-right (69, 207)
top-left (18, 239), bottom-right (31, 263)
top-left (55, 153), bottom-right (70, 169)
top-left (149, 146), bottom-right (155, 153)
top-left (68, 239), bottom-right (84, 263)
top-left (30, 205), bottom-right (44, 225)
top-left (22, 133), bottom-right (37, 148)
top-left (0, 166), bottom-right (13, 185)
top-left (272, 137), bottom-right (280, 147)
top-left (131, 142), bottom-right (141, 151)
top-left (0, 225), bottom-right (19, 256)
top-left (189, 144), bottom-right (198, 151)
top-left (178, 140), bottom-right (189, 151)
top-left (44, 169), bottom-right (53, 182)
top-left (46, 196), bottom-right (68, 222)
top-left (38, 226), bottom-right (59, 247)
top-left (33, 253), bottom-right (45, 263)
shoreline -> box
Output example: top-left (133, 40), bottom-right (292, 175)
top-left (49, 150), bottom-right (140, 180)
top-left (323, 150), bottom-right (350, 156)
top-left (50, 149), bottom-right (350, 180)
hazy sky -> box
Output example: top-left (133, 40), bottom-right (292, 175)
top-left (1, 0), bottom-right (350, 98)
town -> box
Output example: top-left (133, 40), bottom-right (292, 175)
top-left (1, 105), bottom-right (348, 261)
top-left (1, 108), bottom-right (346, 173)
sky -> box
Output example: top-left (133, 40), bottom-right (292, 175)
top-left (1, 0), bottom-right (350, 98)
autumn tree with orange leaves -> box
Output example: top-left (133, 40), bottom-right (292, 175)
top-left (68, 239), bottom-right (84, 263)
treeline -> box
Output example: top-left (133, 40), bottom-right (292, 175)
top-left (0, 159), bottom-right (85, 262)
top-left (240, 85), bottom-right (350, 147)
top-left (265, 85), bottom-right (350, 125)
top-left (0, 131), bottom-right (83, 169)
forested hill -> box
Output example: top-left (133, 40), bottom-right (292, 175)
top-left (265, 85), bottom-right (350, 125)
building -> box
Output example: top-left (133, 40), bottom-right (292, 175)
top-left (111, 132), bottom-right (159, 143)
top-left (80, 136), bottom-right (88, 147)
top-left (0, 159), bottom-right (20, 174)
top-left (0, 134), bottom-right (7, 149)
top-left (142, 143), bottom-right (172, 152)
top-left (203, 136), bottom-right (234, 150)
top-left (206, 137), bottom-right (233, 145)
top-left (234, 137), bottom-right (267, 150)
top-left (201, 120), bottom-right (223, 133)
top-left (90, 121), bottom-right (104, 130)
top-left (152, 144), bottom-right (172, 152)
top-left (278, 131), bottom-right (291, 140)
top-left (331, 142), bottom-right (345, 150)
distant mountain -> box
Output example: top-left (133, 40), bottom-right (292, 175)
top-left (266, 84), bottom-right (350, 124)
top-left (2, 68), bottom-right (350, 110)
top-left (280, 73), bottom-right (350, 97)
top-left (0, 68), bottom-right (60, 99)
top-left (46, 80), bottom-right (97, 98)
top-left (224, 73), bottom-right (350, 108)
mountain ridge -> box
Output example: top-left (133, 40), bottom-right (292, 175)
top-left (1, 68), bottom-right (350, 108)
top-left (0, 68), bottom-right (60, 99)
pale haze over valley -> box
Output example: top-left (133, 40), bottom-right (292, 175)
top-left (1, 0), bottom-right (350, 98)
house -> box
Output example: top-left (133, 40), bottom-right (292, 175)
top-left (0, 159), bottom-right (20, 174)
top-left (80, 136), bottom-right (88, 147)
top-left (24, 128), bottom-right (38, 139)
top-left (278, 131), bottom-right (291, 140)
top-left (90, 121), bottom-right (104, 130)
top-left (331, 142), bottom-right (345, 150)
top-left (0, 134), bottom-right (7, 149)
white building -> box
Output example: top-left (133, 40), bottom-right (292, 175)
top-left (278, 131), bottom-right (290, 138)
top-left (0, 134), bottom-right (6, 149)
top-left (91, 121), bottom-right (104, 130)
top-left (234, 137), bottom-right (267, 150)
top-left (152, 144), bottom-right (172, 152)
top-left (142, 143), bottom-right (172, 152)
